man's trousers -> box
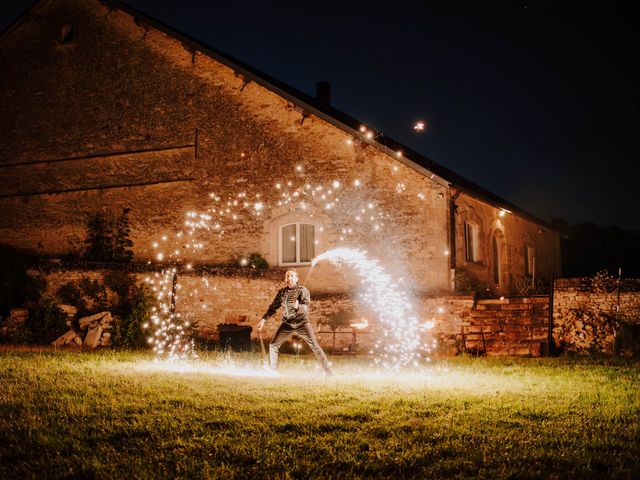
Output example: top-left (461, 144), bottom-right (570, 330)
top-left (269, 321), bottom-right (332, 374)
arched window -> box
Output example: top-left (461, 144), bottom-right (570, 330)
top-left (464, 221), bottom-right (481, 263)
top-left (279, 223), bottom-right (315, 265)
top-left (524, 244), bottom-right (536, 277)
top-left (493, 235), bottom-right (500, 284)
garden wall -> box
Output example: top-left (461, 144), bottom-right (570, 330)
top-left (553, 277), bottom-right (640, 355)
top-left (34, 264), bottom-right (473, 355)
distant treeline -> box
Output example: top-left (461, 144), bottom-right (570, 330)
top-left (552, 220), bottom-right (640, 278)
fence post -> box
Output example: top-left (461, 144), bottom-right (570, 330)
top-left (547, 270), bottom-right (555, 356)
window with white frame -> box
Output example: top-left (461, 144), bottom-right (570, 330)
top-left (464, 222), bottom-right (480, 263)
top-left (524, 244), bottom-right (535, 276)
top-left (280, 223), bottom-right (315, 265)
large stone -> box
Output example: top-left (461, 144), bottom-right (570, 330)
top-left (83, 325), bottom-right (103, 348)
top-left (79, 312), bottom-right (111, 331)
top-left (52, 330), bottom-right (77, 346)
top-left (58, 304), bottom-right (78, 317)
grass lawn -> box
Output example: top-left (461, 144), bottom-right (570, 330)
top-left (1, 348), bottom-right (639, 479)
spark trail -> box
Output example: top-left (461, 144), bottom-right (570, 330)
top-left (313, 248), bottom-right (435, 369)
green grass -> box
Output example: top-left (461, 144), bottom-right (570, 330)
top-left (1, 349), bottom-right (639, 479)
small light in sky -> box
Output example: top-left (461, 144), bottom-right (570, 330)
top-left (413, 121), bottom-right (425, 132)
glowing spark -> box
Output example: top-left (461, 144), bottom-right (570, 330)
top-left (350, 318), bottom-right (369, 329)
top-left (414, 121), bottom-right (425, 132)
top-left (312, 248), bottom-right (434, 369)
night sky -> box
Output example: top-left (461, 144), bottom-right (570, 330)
top-left (2, 1), bottom-right (638, 230)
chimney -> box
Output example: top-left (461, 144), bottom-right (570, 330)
top-left (315, 81), bottom-right (331, 106)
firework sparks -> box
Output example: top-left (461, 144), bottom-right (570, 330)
top-left (312, 247), bottom-right (435, 369)
top-left (146, 162), bottom-right (426, 366)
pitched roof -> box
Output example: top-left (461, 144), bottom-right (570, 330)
top-left (2, 0), bottom-right (554, 230)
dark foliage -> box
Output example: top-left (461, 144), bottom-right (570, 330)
top-left (0, 245), bottom-right (46, 316)
top-left (104, 270), bottom-right (135, 298)
top-left (23, 300), bottom-right (67, 344)
top-left (553, 219), bottom-right (640, 277)
top-left (83, 208), bottom-right (134, 262)
top-left (111, 284), bottom-right (154, 348)
top-left (247, 253), bottom-right (269, 269)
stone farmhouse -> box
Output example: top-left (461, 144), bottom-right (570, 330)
top-left (0, 0), bottom-right (561, 352)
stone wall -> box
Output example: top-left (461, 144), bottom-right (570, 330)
top-left (453, 192), bottom-right (561, 296)
top-left (553, 278), bottom-right (640, 354)
top-left (0, 0), bottom-right (451, 294)
top-left (34, 264), bottom-right (474, 355)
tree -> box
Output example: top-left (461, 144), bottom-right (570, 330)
top-left (83, 208), bottom-right (134, 262)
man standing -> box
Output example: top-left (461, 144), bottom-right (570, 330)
top-left (257, 270), bottom-right (332, 375)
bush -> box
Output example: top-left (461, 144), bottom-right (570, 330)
top-left (104, 270), bottom-right (136, 299)
top-left (454, 268), bottom-right (491, 297)
top-left (0, 245), bottom-right (33, 316)
top-left (247, 253), bottom-right (269, 269)
top-left (111, 285), bottom-right (154, 348)
top-left (83, 208), bottom-right (134, 263)
top-left (25, 300), bottom-right (67, 344)
top-left (57, 282), bottom-right (84, 307)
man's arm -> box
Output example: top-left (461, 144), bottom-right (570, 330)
top-left (297, 286), bottom-right (310, 315)
top-left (258, 289), bottom-right (282, 330)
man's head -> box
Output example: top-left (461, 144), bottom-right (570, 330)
top-left (285, 270), bottom-right (299, 288)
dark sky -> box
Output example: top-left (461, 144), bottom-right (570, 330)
top-left (2, 1), bottom-right (639, 230)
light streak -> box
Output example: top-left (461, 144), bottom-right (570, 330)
top-left (146, 162), bottom-right (421, 365)
top-left (312, 248), bottom-right (436, 369)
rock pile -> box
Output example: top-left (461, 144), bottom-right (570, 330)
top-left (0, 308), bottom-right (29, 336)
top-left (52, 311), bottom-right (113, 348)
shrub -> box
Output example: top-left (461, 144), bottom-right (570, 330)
top-left (26, 300), bottom-right (68, 344)
top-left (0, 245), bottom-right (32, 316)
top-left (111, 284), bottom-right (154, 348)
top-left (83, 208), bottom-right (134, 262)
top-left (454, 268), bottom-right (491, 297)
top-left (104, 270), bottom-right (136, 299)
top-left (247, 253), bottom-right (269, 269)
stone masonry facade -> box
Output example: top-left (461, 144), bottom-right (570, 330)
top-left (0, 0), bottom-right (561, 300)
top-left (552, 278), bottom-right (640, 355)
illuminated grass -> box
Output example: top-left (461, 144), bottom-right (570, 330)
top-left (1, 349), bottom-right (639, 479)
